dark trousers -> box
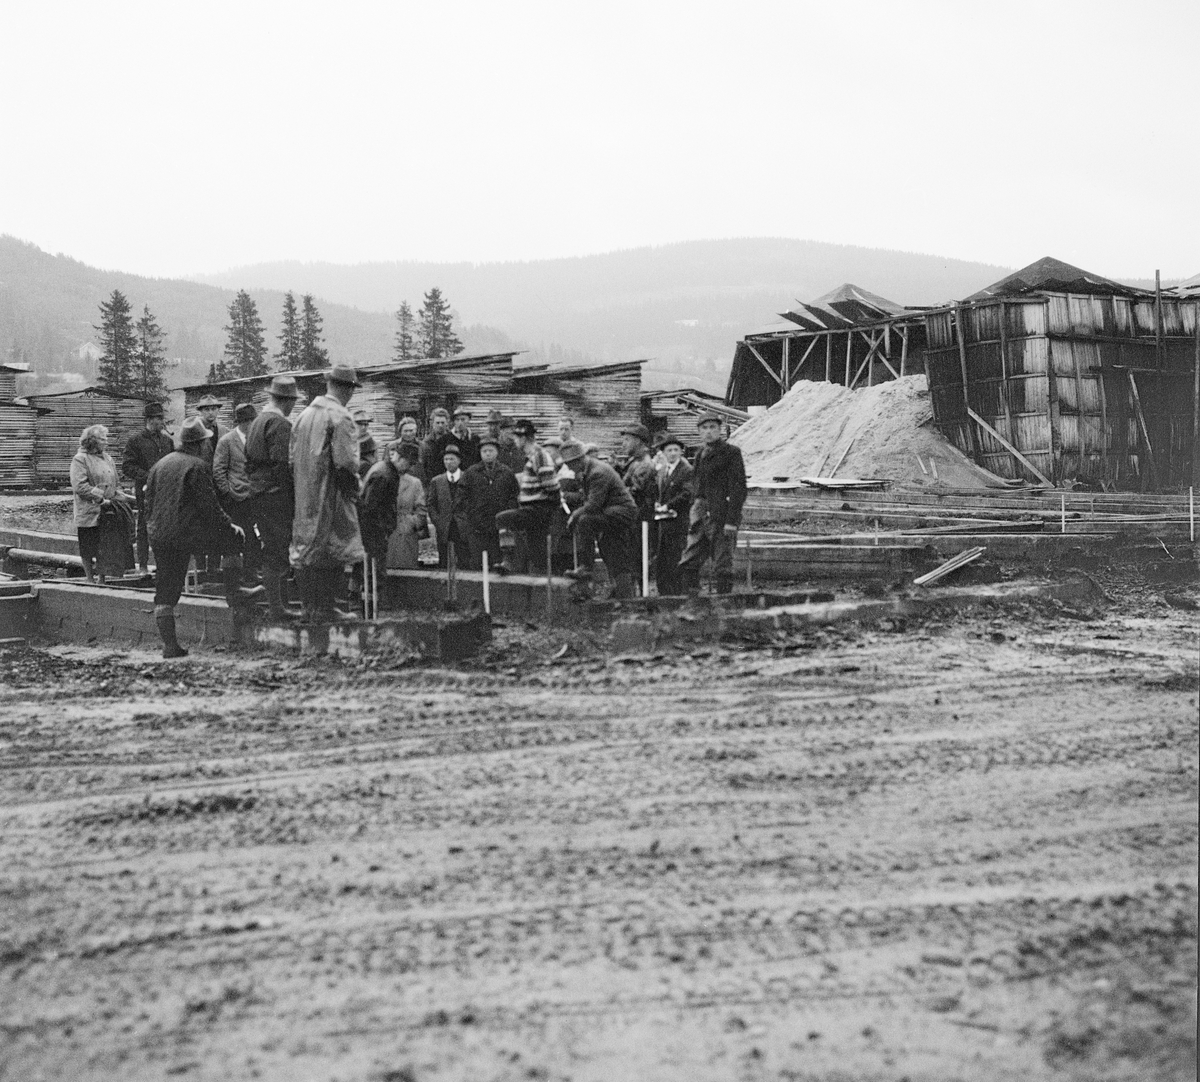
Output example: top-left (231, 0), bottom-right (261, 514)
top-left (469, 527), bottom-right (502, 570)
top-left (153, 546), bottom-right (192, 607)
top-left (248, 491), bottom-right (293, 575)
top-left (496, 501), bottom-right (556, 573)
top-left (134, 490), bottom-right (150, 567)
top-left (223, 497), bottom-right (260, 580)
top-left (679, 500), bottom-right (738, 592)
top-left (655, 517), bottom-right (688, 595)
top-left (573, 508), bottom-right (634, 578)
top-left (435, 521), bottom-right (472, 569)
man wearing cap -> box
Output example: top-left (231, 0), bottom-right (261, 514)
top-left (354, 408), bottom-right (378, 479)
top-left (561, 440), bottom-right (637, 598)
top-left (418, 407), bottom-right (454, 485)
top-left (678, 414), bottom-right (747, 595)
top-left (246, 375), bottom-right (300, 620)
top-left (144, 417), bottom-right (262, 657)
top-left (653, 434), bottom-right (693, 596)
top-left (621, 423), bottom-right (659, 591)
top-left (289, 364), bottom-right (366, 621)
top-left (449, 406), bottom-right (480, 470)
top-left (427, 444), bottom-right (473, 568)
top-left (122, 401), bottom-right (174, 573)
top-left (495, 419), bottom-right (560, 574)
top-left (213, 402), bottom-right (261, 584)
top-left (463, 435), bottom-right (519, 571)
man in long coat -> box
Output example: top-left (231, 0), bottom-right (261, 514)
top-left (122, 401), bottom-right (174, 573)
top-left (653, 434), bottom-right (694, 595)
top-left (289, 364), bottom-right (366, 621)
top-left (678, 414), bottom-right (747, 595)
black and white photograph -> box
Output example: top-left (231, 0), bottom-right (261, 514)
top-left (1, 2), bottom-right (1196, 1079)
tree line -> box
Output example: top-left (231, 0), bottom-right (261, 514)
top-left (95, 285), bottom-right (465, 398)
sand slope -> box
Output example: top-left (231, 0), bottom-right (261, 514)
top-left (732, 376), bottom-right (1013, 489)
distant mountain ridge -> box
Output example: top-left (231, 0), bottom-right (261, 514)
top-left (3, 235), bottom-right (1011, 395)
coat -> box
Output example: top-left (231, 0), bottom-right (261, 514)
top-left (463, 461), bottom-right (519, 533)
top-left (245, 410), bottom-right (294, 499)
top-left (656, 458), bottom-right (694, 523)
top-left (359, 459), bottom-right (399, 561)
top-left (144, 450), bottom-right (239, 554)
top-left (121, 428), bottom-right (174, 498)
top-left (288, 395), bottom-right (366, 569)
top-left (576, 457), bottom-right (637, 522)
top-left (691, 439), bottom-right (747, 529)
top-left (427, 471), bottom-right (472, 547)
top-left (213, 428), bottom-right (251, 502)
top-left (70, 450), bottom-right (124, 528)
top-left (387, 473), bottom-right (427, 569)
top-left (623, 454), bottom-right (658, 520)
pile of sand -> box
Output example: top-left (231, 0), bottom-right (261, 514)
top-left (731, 376), bottom-right (1013, 490)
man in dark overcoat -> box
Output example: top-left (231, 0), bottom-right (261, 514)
top-left (121, 401), bottom-right (174, 573)
top-left (678, 414), bottom-right (747, 595)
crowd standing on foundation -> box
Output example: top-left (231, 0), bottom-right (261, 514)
top-left (69, 365), bottom-right (747, 658)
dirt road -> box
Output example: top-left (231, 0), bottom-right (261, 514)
top-left (1, 585), bottom-right (1196, 1081)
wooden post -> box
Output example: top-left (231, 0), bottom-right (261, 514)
top-left (1155, 270), bottom-right (1163, 368)
top-left (825, 332), bottom-right (833, 382)
top-left (546, 535), bottom-right (554, 615)
top-left (641, 520), bottom-right (650, 597)
top-left (363, 559), bottom-right (369, 621)
top-left (899, 325), bottom-right (909, 377)
top-left (954, 304), bottom-right (981, 465)
top-left (782, 336), bottom-right (790, 392)
top-left (868, 330), bottom-right (875, 387)
top-left (446, 541), bottom-right (457, 606)
top-left (481, 549), bottom-right (491, 614)
top-left (1193, 317), bottom-right (1200, 488)
top-left (844, 331), bottom-right (853, 386)
top-left (997, 300), bottom-right (1016, 445)
top-left (745, 535), bottom-right (753, 590)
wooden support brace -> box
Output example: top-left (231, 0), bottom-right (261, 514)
top-left (747, 344), bottom-right (784, 389)
top-left (1127, 369), bottom-right (1158, 485)
top-left (966, 407), bottom-right (1054, 486)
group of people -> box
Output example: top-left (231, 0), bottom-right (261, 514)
top-left (72, 364), bottom-right (747, 658)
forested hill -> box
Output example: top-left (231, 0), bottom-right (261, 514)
top-left (3, 235), bottom-right (1008, 396)
top-left (195, 239), bottom-right (1009, 390)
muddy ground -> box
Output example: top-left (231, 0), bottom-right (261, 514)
top-left (0, 571), bottom-right (1197, 1082)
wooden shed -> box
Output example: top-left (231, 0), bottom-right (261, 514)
top-left (510, 360), bottom-right (647, 454)
top-left (726, 284), bottom-right (930, 410)
top-left (25, 386), bottom-right (150, 487)
top-left (923, 257), bottom-right (1199, 490)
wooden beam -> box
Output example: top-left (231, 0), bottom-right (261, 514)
top-left (997, 300), bottom-right (1016, 446)
top-left (899, 325), bottom-right (909, 377)
top-left (844, 331), bottom-right (853, 386)
top-left (825, 333), bottom-right (833, 382)
top-left (793, 335), bottom-right (819, 380)
top-left (953, 304), bottom-right (981, 465)
top-left (966, 406), bottom-right (1054, 486)
top-left (856, 329), bottom-right (900, 382)
top-left (781, 336), bottom-right (790, 390)
top-left (1127, 369), bottom-right (1158, 487)
top-left (746, 344), bottom-right (784, 389)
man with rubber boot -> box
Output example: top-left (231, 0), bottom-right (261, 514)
top-left (289, 364), bottom-right (366, 623)
top-left (560, 440), bottom-right (638, 600)
top-left (144, 416), bottom-right (264, 658)
top-left (677, 414), bottom-right (747, 596)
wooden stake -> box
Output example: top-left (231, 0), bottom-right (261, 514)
top-left (447, 541), bottom-right (457, 606)
top-left (745, 535), bottom-right (753, 589)
top-left (546, 535), bottom-right (554, 615)
top-left (1061, 494), bottom-right (1066, 534)
top-left (641, 520), bottom-right (650, 597)
top-left (371, 558), bottom-right (378, 620)
top-left (363, 559), bottom-right (369, 621)
top-left (825, 332), bottom-right (833, 382)
top-left (481, 549), bottom-right (491, 614)
top-left (1190, 487), bottom-right (1194, 543)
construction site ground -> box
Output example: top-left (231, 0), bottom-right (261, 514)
top-left (1, 555), bottom-right (1197, 1082)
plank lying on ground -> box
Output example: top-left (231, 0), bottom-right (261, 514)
top-left (914, 547), bottom-right (987, 587)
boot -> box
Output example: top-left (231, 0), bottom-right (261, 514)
top-left (313, 568), bottom-right (357, 623)
top-left (154, 605), bottom-right (188, 659)
top-left (611, 572), bottom-right (636, 600)
top-left (294, 568), bottom-right (319, 623)
top-left (263, 572), bottom-right (297, 622)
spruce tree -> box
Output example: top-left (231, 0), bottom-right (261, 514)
top-left (95, 290), bottom-right (138, 392)
top-left (393, 300), bottom-right (417, 361)
top-left (275, 290), bottom-right (302, 370)
top-left (131, 305), bottom-right (168, 402)
top-left (222, 290), bottom-right (268, 379)
top-left (417, 287), bottom-right (463, 359)
top-left (299, 293), bottom-right (329, 370)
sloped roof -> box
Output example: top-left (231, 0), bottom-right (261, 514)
top-left (967, 256), bottom-right (1141, 300)
top-left (779, 282), bottom-right (915, 332)
top-left (1165, 271), bottom-right (1200, 299)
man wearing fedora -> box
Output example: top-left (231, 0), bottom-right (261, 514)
top-left (678, 413), bottom-right (747, 595)
top-left (427, 443), bottom-right (473, 568)
top-left (561, 439), bottom-right (638, 598)
top-left (653, 434), bottom-right (693, 596)
top-left (193, 393), bottom-right (227, 580)
top-left (122, 400), bottom-right (174, 574)
top-left (289, 364), bottom-right (366, 621)
top-left (246, 374), bottom-right (300, 620)
top-left (214, 402), bottom-right (261, 586)
top-left (144, 416), bottom-right (263, 657)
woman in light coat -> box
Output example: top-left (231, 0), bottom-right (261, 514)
top-left (70, 424), bottom-right (132, 583)
top-left (386, 445), bottom-right (429, 569)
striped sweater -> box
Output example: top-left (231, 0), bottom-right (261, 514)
top-left (517, 445), bottom-right (560, 504)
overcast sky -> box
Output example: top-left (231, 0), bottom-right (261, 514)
top-left (2, 0), bottom-right (1195, 281)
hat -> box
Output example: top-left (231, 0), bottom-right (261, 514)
top-left (234, 402), bottom-right (256, 423)
top-left (497, 415), bottom-right (515, 430)
top-left (658, 433), bottom-right (684, 450)
top-left (620, 423), bottom-right (652, 444)
top-left (353, 407), bottom-right (374, 423)
top-left (325, 364), bottom-right (361, 387)
top-left (452, 406), bottom-right (471, 419)
top-left (443, 443), bottom-right (462, 459)
top-left (143, 401), bottom-right (164, 419)
top-left (558, 439), bottom-right (587, 463)
top-left (478, 434), bottom-right (500, 449)
top-left (268, 375), bottom-right (299, 399)
top-left (197, 394), bottom-right (221, 409)
top-left (697, 412), bottom-right (724, 428)
top-left (388, 440), bottom-right (417, 463)
top-left (486, 409), bottom-right (503, 423)
top-left (181, 416), bottom-right (212, 443)
top-left (513, 418), bottom-right (536, 438)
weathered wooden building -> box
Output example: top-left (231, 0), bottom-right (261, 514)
top-left (24, 386), bottom-right (150, 487)
top-left (923, 258), bottom-right (1199, 489)
top-left (641, 387), bottom-right (748, 447)
top-left (726, 284), bottom-right (930, 409)
top-left (0, 401), bottom-right (40, 486)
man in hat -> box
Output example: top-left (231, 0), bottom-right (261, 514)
top-left (495, 419), bottom-right (561, 574)
top-left (427, 444), bottom-right (473, 568)
top-left (122, 401), bottom-right (174, 573)
top-left (449, 406), bottom-right (480, 470)
top-left (144, 416), bottom-right (263, 658)
top-left (195, 394), bottom-right (225, 467)
top-left (289, 364), bottom-right (366, 621)
top-left (418, 407), bottom-right (454, 486)
top-left (246, 375), bottom-right (300, 620)
top-left (353, 407), bottom-right (378, 478)
top-left (653, 434), bottom-right (693, 596)
top-left (561, 440), bottom-right (638, 598)
top-left (495, 414), bottom-right (526, 474)
top-left (678, 414), bottom-right (747, 595)
top-left (213, 402), bottom-right (260, 584)
top-left (621, 423), bottom-right (658, 591)
top-left (464, 434), bottom-right (519, 570)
